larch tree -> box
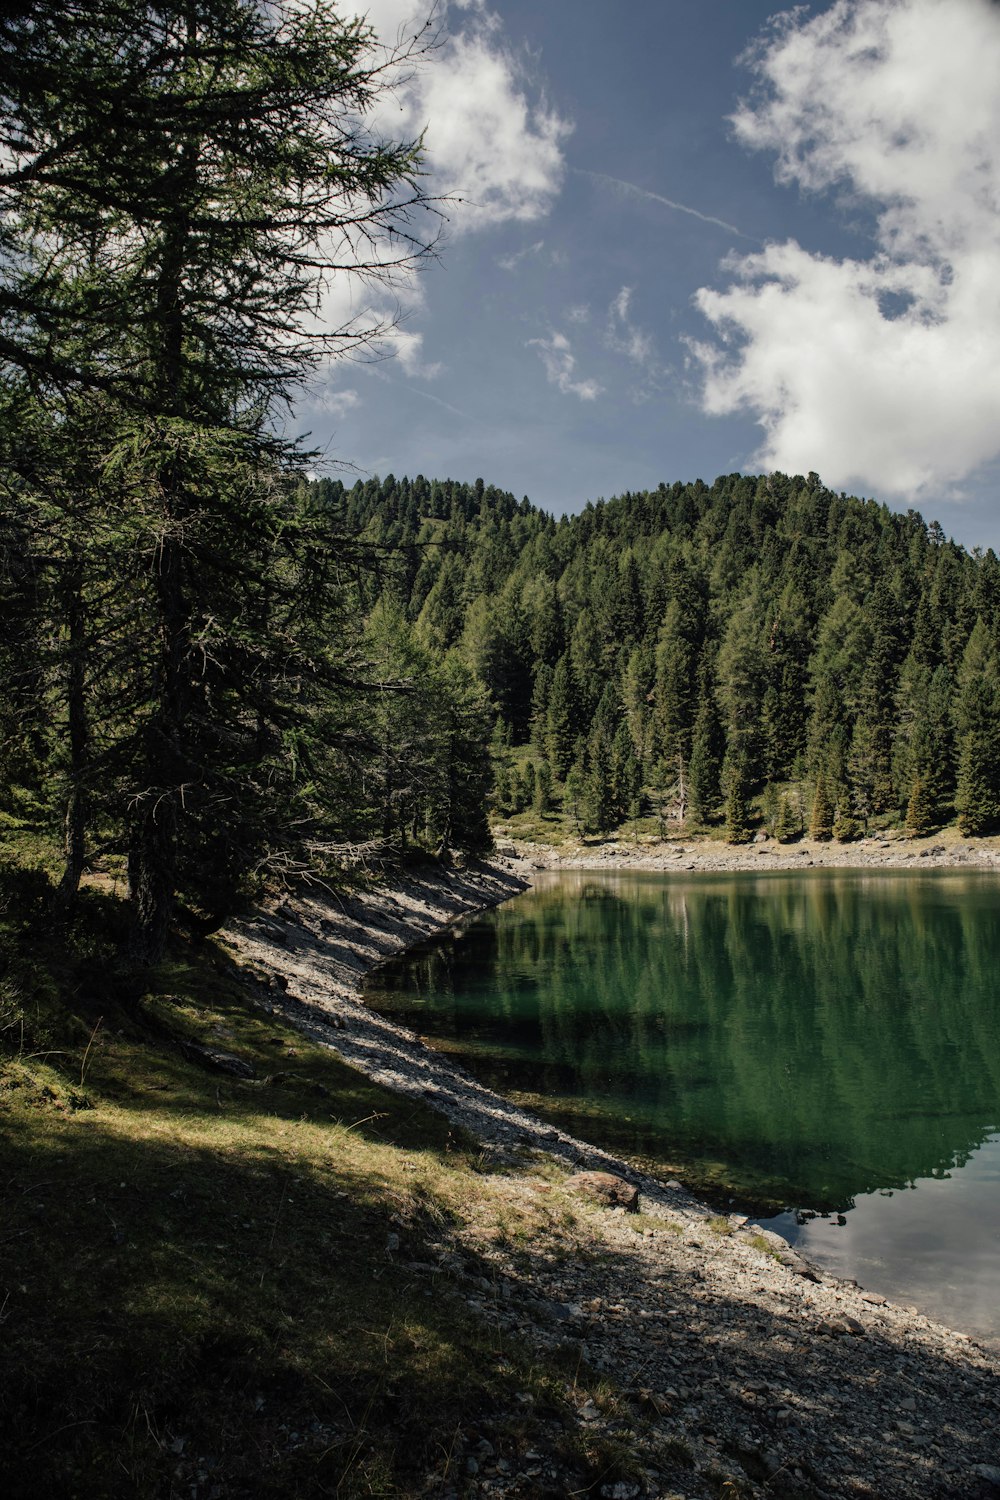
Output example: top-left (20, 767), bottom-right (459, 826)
top-left (0, 0), bottom-right (440, 959)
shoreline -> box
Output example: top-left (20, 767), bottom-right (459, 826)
top-left (498, 828), bottom-right (1000, 875)
top-left (223, 845), bottom-right (1000, 1297)
top-left (223, 853), bottom-right (1000, 1498)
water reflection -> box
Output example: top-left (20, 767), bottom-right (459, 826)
top-left (367, 870), bottom-right (1000, 1214)
top-left (760, 1132), bottom-right (1000, 1340)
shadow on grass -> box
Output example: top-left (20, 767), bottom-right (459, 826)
top-left (1, 1090), bottom-right (582, 1499)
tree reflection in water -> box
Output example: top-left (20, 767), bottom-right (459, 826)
top-left (365, 870), bottom-right (1000, 1211)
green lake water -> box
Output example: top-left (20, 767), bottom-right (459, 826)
top-left (363, 869), bottom-right (1000, 1341)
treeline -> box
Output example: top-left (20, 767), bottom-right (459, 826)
top-left (319, 468), bottom-right (1000, 843)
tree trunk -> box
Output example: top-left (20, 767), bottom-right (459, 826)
top-left (128, 779), bottom-right (178, 963)
top-left (127, 119), bottom-right (195, 963)
top-left (128, 515), bottom-right (186, 964)
top-left (55, 557), bottom-right (88, 911)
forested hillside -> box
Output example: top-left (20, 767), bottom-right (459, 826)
top-left (5, 5), bottom-right (998, 971)
top-left (318, 468), bottom-right (1000, 845)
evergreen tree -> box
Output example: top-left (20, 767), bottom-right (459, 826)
top-left (430, 658), bottom-right (495, 854)
top-left (533, 760), bottom-right (553, 816)
top-left (545, 655), bottom-right (579, 777)
top-left (529, 662), bottom-right (553, 756)
top-left (563, 757), bottom-right (585, 834)
top-left (809, 772), bottom-right (835, 841)
top-left (652, 561), bottom-right (704, 763)
top-left (954, 620), bottom-right (1000, 836)
top-left (523, 575), bottom-right (563, 668)
top-left (775, 796), bottom-right (800, 843)
top-left (621, 645), bottom-right (654, 765)
top-left (722, 752), bottom-right (754, 844)
top-left (0, 0), bottom-right (437, 959)
top-left (955, 732), bottom-right (1000, 836)
top-left (760, 586), bottom-right (811, 780)
top-left (687, 680), bottom-right (723, 824)
top-left (568, 608), bottom-right (604, 723)
top-left (850, 596), bottom-right (900, 815)
top-left (716, 590), bottom-right (766, 782)
top-left (904, 774), bottom-right (935, 838)
top-left (581, 689), bottom-right (620, 833)
top-left (611, 721), bottom-right (642, 825)
top-left (833, 805), bottom-right (862, 842)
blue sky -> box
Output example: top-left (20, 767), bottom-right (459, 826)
top-left (302, 0), bottom-right (1000, 552)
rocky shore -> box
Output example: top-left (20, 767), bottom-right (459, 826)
top-left (224, 850), bottom-right (1000, 1500)
top-left (499, 829), bottom-right (1000, 875)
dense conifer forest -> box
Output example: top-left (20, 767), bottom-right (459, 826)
top-left (317, 468), bottom-right (1000, 848)
top-left (3, 3), bottom-right (1000, 967)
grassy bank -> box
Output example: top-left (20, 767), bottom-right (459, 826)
top-left (0, 862), bottom-right (639, 1499)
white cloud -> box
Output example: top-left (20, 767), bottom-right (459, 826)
top-left (309, 232), bottom-right (436, 374)
top-left (528, 331), bottom-right (601, 402)
top-left (394, 327), bottom-right (442, 378)
top-left (497, 239), bottom-right (546, 271)
top-left (316, 386), bottom-right (362, 420)
top-left (302, 2), bottom-right (567, 382)
top-left (366, 1), bottom-right (570, 233)
top-left (605, 286), bottom-right (655, 368)
top-left (692, 0), bottom-right (1000, 501)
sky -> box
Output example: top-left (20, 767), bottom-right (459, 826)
top-left (300, 0), bottom-right (1000, 553)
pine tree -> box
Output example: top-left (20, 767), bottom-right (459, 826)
top-left (955, 729), bottom-right (1000, 835)
top-left (529, 662), bottom-right (553, 756)
top-left (563, 757), bottom-right (586, 834)
top-left (809, 772), bottom-right (835, 841)
top-left (430, 658), bottom-right (495, 855)
top-left (723, 752), bottom-right (754, 844)
top-left (775, 796), bottom-right (799, 843)
top-left (833, 805), bottom-right (862, 842)
top-left (583, 726), bottom-right (616, 834)
top-left (687, 670), bottom-right (724, 824)
top-left (621, 645), bottom-right (653, 766)
top-left (904, 774), bottom-right (935, 838)
top-left (545, 655), bottom-right (579, 777)
top-left (533, 760), bottom-right (553, 816)
top-left (650, 555), bottom-right (705, 754)
top-left (611, 721), bottom-right (642, 825)
top-left (717, 593), bottom-right (766, 783)
top-left (954, 620), bottom-right (1000, 837)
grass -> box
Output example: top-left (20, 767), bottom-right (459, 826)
top-left (0, 854), bottom-right (629, 1498)
top-left (706, 1216), bottom-right (735, 1237)
top-left (747, 1232), bottom-right (784, 1260)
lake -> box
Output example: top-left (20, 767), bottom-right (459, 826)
top-left (363, 869), bottom-right (1000, 1342)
